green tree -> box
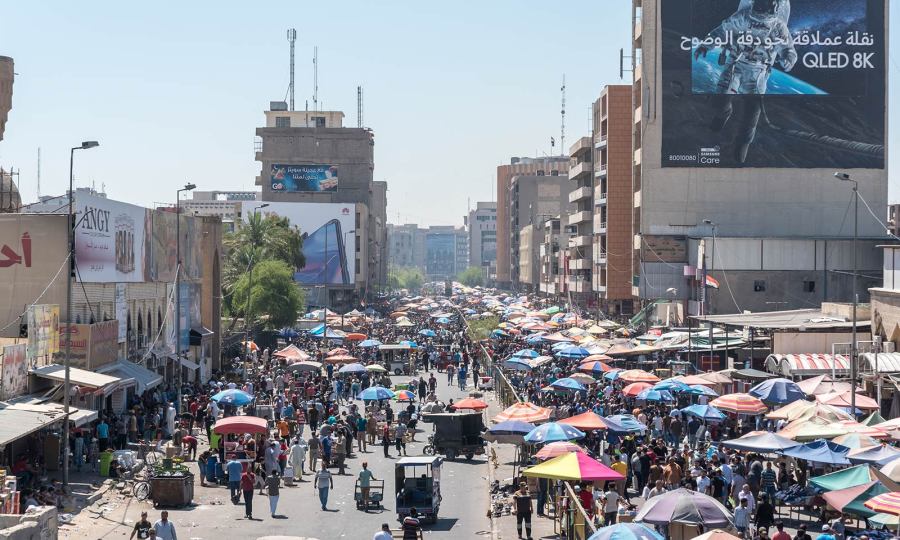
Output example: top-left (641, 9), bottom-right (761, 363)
top-left (457, 266), bottom-right (484, 287)
top-left (231, 260), bottom-right (304, 329)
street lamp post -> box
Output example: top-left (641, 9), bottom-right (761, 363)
top-left (703, 219), bottom-right (717, 368)
top-left (175, 182), bottom-right (196, 412)
top-left (835, 172), bottom-right (859, 412)
top-left (63, 140), bottom-right (99, 487)
top-left (245, 204), bottom-right (269, 356)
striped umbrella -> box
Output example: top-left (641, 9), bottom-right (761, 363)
top-left (864, 491), bottom-right (900, 515)
top-left (618, 369), bottom-right (661, 383)
top-left (534, 441), bottom-right (586, 460)
top-left (493, 402), bottom-right (552, 424)
top-left (578, 360), bottom-right (613, 374)
top-left (393, 390), bottom-right (416, 402)
top-left (709, 393), bottom-right (768, 414)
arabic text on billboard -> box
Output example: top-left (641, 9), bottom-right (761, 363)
top-left (661, 0), bottom-right (885, 168)
top-left (242, 202), bottom-right (355, 286)
top-left (26, 304), bottom-right (59, 365)
top-left (75, 192), bottom-right (148, 282)
top-left (270, 164), bottom-right (339, 193)
top-left (1, 344), bottom-right (27, 400)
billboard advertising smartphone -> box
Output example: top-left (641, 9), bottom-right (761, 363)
top-left (270, 164), bottom-right (339, 192)
top-left (242, 202), bottom-right (355, 286)
top-left (661, 0), bottom-right (885, 168)
top-left (75, 192), bottom-right (148, 281)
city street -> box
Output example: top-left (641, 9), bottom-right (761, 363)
top-left (60, 373), bottom-right (492, 540)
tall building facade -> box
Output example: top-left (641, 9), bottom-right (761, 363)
top-left (424, 226), bottom-right (467, 280)
top-left (254, 104), bottom-right (387, 304)
top-left (466, 201), bottom-right (497, 278)
top-left (508, 174), bottom-right (570, 290)
top-left (496, 157), bottom-right (569, 288)
top-left (387, 223), bottom-right (427, 270)
top-left (0, 56), bottom-right (12, 142)
top-left (631, 1), bottom-right (887, 315)
top-left (566, 137), bottom-right (594, 306)
top-left (593, 85), bottom-right (634, 316)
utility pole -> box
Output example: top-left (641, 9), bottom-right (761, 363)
top-left (287, 29), bottom-right (297, 111)
top-left (835, 172), bottom-right (858, 413)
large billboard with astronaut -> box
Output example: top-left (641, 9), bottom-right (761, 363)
top-left (661, 0), bottom-right (885, 168)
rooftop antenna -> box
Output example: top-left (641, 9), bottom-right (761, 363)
top-left (313, 46), bottom-right (318, 112)
top-left (357, 85), bottom-right (363, 128)
top-left (36, 147), bottom-right (41, 199)
top-left (560, 74), bottom-right (566, 157)
top-left (287, 28), bottom-right (297, 111)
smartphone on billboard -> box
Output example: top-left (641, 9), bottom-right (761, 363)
top-left (295, 219), bottom-right (350, 285)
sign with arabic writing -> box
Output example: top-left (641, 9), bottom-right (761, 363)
top-left (75, 192), bottom-right (149, 282)
top-left (270, 164), bottom-right (339, 192)
top-left (1, 344), bottom-right (27, 400)
top-left (661, 0), bottom-right (885, 168)
top-left (0, 215), bottom-right (69, 339)
top-left (26, 304), bottom-right (59, 365)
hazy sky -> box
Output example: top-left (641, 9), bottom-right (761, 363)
top-left (1, 1), bottom-right (897, 227)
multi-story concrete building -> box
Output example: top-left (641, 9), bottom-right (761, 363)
top-left (254, 103), bottom-right (387, 304)
top-left (0, 56), bottom-right (12, 142)
top-left (424, 226), bottom-right (467, 280)
top-left (593, 85), bottom-right (634, 316)
top-left (567, 137), bottom-right (594, 307)
top-left (508, 174), bottom-right (570, 289)
top-left (466, 202), bottom-right (497, 279)
top-left (180, 190), bottom-right (259, 233)
top-left (539, 217), bottom-right (563, 297)
top-left (630, 1), bottom-right (887, 315)
top-left (387, 223), bottom-right (427, 270)
top-left (518, 224), bottom-right (537, 291)
top-left (496, 157), bottom-right (569, 288)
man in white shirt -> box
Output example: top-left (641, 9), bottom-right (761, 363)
top-left (153, 511), bottom-right (177, 540)
top-left (372, 523), bottom-right (393, 540)
top-left (601, 484), bottom-right (620, 526)
top-left (696, 469), bottom-right (711, 495)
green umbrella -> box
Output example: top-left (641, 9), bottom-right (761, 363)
top-left (863, 411), bottom-right (887, 426)
top-left (544, 306), bottom-right (561, 315)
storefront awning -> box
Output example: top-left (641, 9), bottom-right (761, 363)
top-left (2, 396), bottom-right (97, 427)
top-left (180, 357), bottom-right (200, 371)
top-left (190, 326), bottom-right (214, 346)
top-left (30, 364), bottom-right (122, 389)
top-left (765, 354), bottom-right (851, 377)
top-left (97, 360), bottom-right (163, 394)
top-left (0, 406), bottom-right (66, 447)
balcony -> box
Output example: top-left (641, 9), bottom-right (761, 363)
top-left (595, 252), bottom-right (608, 265)
top-left (570, 258), bottom-right (591, 271)
top-left (568, 186), bottom-right (591, 203)
top-left (634, 189), bottom-right (641, 208)
top-left (568, 210), bottom-right (592, 226)
top-left (593, 220), bottom-right (608, 234)
top-left (595, 284), bottom-right (607, 293)
top-left (569, 136), bottom-right (592, 158)
top-left (568, 161), bottom-right (592, 180)
top-left (634, 148), bottom-right (642, 166)
top-left (594, 165), bottom-right (608, 178)
top-left (569, 235), bottom-right (591, 248)
top-left (595, 134), bottom-right (608, 149)
top-left (594, 187), bottom-right (607, 205)
top-left (568, 276), bottom-right (591, 293)
top-left (634, 16), bottom-right (642, 45)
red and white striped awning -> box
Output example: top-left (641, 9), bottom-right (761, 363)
top-left (764, 354), bottom-right (851, 377)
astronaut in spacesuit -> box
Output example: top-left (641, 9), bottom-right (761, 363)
top-left (695, 0), bottom-right (797, 162)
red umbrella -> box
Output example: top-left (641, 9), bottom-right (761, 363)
top-left (494, 402), bottom-right (552, 424)
top-left (451, 398), bottom-right (489, 411)
top-left (558, 411), bottom-right (608, 431)
top-left (710, 393), bottom-right (768, 414)
top-left (345, 333), bottom-right (367, 341)
top-left (623, 382), bottom-right (653, 397)
top-left (213, 416), bottom-right (268, 435)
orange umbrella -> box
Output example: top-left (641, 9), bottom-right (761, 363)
top-left (817, 390), bottom-right (881, 411)
top-left (623, 382), bottom-right (653, 397)
top-left (345, 333), bottom-right (367, 341)
top-left (710, 393), bottom-right (768, 414)
top-left (618, 369), bottom-right (661, 383)
top-left (325, 354), bottom-right (358, 364)
top-left (494, 402), bottom-right (552, 424)
top-left (557, 411), bottom-right (608, 431)
top-left (582, 354), bottom-right (614, 363)
top-left (865, 491), bottom-right (900, 515)
top-left (328, 347), bottom-right (349, 356)
top-left (535, 441), bottom-right (585, 460)
top-left (675, 375), bottom-right (716, 386)
top-left (451, 397), bottom-right (489, 411)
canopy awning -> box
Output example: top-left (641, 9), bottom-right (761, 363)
top-left (30, 364), bottom-right (123, 390)
top-left (189, 326), bottom-right (214, 346)
top-left (180, 357), bottom-right (200, 371)
top-left (765, 354), bottom-right (851, 377)
top-left (859, 353), bottom-right (900, 375)
top-left (2, 397), bottom-right (97, 427)
top-left (97, 360), bottom-right (163, 394)
top-left (0, 406), bottom-right (66, 446)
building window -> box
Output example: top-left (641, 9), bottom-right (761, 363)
top-left (753, 280), bottom-right (766, 292)
top-left (275, 116), bottom-right (290, 128)
top-left (314, 116), bottom-right (326, 128)
top-left (803, 280), bottom-right (816, 293)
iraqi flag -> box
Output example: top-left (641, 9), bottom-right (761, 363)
top-left (705, 275), bottom-right (720, 289)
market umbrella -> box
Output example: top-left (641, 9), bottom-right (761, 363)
top-left (550, 377), bottom-right (587, 392)
top-left (556, 346), bottom-right (591, 359)
top-left (587, 522), bottom-right (663, 540)
top-left (693, 530), bottom-right (741, 540)
top-left (435, 317), bottom-right (451, 325)
top-left (604, 415), bottom-right (648, 433)
top-left (345, 332), bottom-right (367, 341)
top-left (636, 389), bottom-right (675, 403)
top-left (513, 348), bottom-right (540, 359)
top-left (689, 385), bottom-right (719, 397)
top-left (483, 420), bottom-right (536, 444)
top-left (617, 369), bottom-right (660, 383)
top-left (522, 452), bottom-right (624, 482)
top-left (697, 371), bottom-right (733, 385)
top-left (324, 354), bottom-right (358, 364)
top-left (779, 439), bottom-right (851, 465)
top-left (359, 339), bottom-right (382, 348)
top-left (829, 420), bottom-right (889, 438)
top-left (832, 433), bottom-right (882, 450)
top-left (653, 379), bottom-right (691, 393)
top-left (848, 445), bottom-right (900, 466)
top-left (864, 491), bottom-right (900, 516)
top-left (272, 344), bottom-right (310, 361)
top-left (810, 464), bottom-right (900, 491)
top-left (863, 411), bottom-right (887, 426)
top-left (493, 402), bottom-right (552, 424)
top-left (535, 441), bottom-right (586, 461)
top-left (796, 375), bottom-right (858, 396)
top-left (277, 327), bottom-right (300, 338)
top-left (328, 347), bottom-right (350, 356)
top-left (635, 488), bottom-right (733, 528)
top-left (211, 389), bottom-right (254, 406)
top-left (709, 393), bottom-right (768, 414)
top-left (681, 404), bottom-right (726, 422)
top-left (213, 415), bottom-right (268, 435)
top-left (365, 364), bottom-right (387, 373)
top-left (816, 390), bottom-right (881, 411)
top-left (338, 362), bottom-right (367, 374)
top-left (777, 417), bottom-right (848, 441)
top-left (882, 456), bottom-right (900, 481)
top-left (558, 411), bottom-right (608, 431)
top-left (578, 360), bottom-right (613, 375)
top-left (399, 340), bottom-right (418, 348)
top-left (286, 360), bottom-right (322, 373)
top-left (675, 375), bottom-right (716, 386)
top-left (357, 386), bottom-right (395, 401)
top-left (568, 372), bottom-right (597, 386)
top-left (418, 329), bottom-right (437, 337)
top-left (823, 480), bottom-right (891, 518)
top-left (393, 390), bottom-right (416, 402)
top-left (622, 382), bottom-right (653, 397)
top-left (503, 358), bottom-right (533, 371)
top-left (748, 377), bottom-right (805, 405)
top-left (451, 397), bottom-right (489, 411)
top-left (524, 422), bottom-right (585, 444)
top-left (721, 432), bottom-right (798, 453)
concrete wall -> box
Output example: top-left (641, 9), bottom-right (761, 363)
top-left (0, 506), bottom-right (57, 540)
top-left (773, 332), bottom-right (872, 355)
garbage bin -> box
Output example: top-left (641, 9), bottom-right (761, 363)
top-left (205, 455), bottom-right (219, 484)
top-left (99, 450), bottom-right (114, 477)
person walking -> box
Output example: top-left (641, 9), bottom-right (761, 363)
top-left (381, 424), bottom-right (391, 458)
top-left (240, 467), bottom-right (256, 519)
top-left (129, 511), bottom-right (153, 540)
top-left (372, 523), bottom-right (393, 540)
top-left (288, 438), bottom-right (306, 481)
top-left (153, 511), bottom-right (177, 540)
top-left (266, 471), bottom-right (280, 517)
top-left (333, 432), bottom-right (347, 475)
top-left (314, 463), bottom-right (334, 510)
top-left (512, 482), bottom-right (533, 540)
top-left (265, 441), bottom-right (279, 477)
top-left (226, 457), bottom-right (243, 504)
top-left (307, 432), bottom-right (320, 472)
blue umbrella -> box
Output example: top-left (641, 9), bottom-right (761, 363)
top-left (551, 342), bottom-right (573, 351)
top-left (503, 358), bottom-right (533, 371)
top-left (357, 386), bottom-right (396, 401)
top-left (749, 377), bottom-right (805, 405)
top-left (526, 334), bottom-right (545, 345)
top-left (653, 380), bottom-right (691, 393)
top-left (604, 370), bottom-right (622, 381)
top-left (524, 422), bottom-right (586, 444)
top-left (681, 404), bottom-right (726, 422)
top-left (418, 329), bottom-right (437, 337)
top-left (588, 522), bottom-right (664, 540)
top-left (338, 362), bottom-right (367, 374)
top-left (485, 420), bottom-right (537, 444)
top-left (359, 339), bottom-right (382, 348)
top-left (491, 329), bottom-right (509, 338)
top-left (557, 346), bottom-right (590, 359)
top-left (689, 384), bottom-right (719, 397)
top-left (278, 327), bottom-right (299, 338)
top-left (636, 389), bottom-right (675, 402)
top-left (435, 317), bottom-right (451, 325)
top-left (513, 348), bottom-right (540, 359)
top-left (399, 340), bottom-right (418, 348)
top-left (550, 377), bottom-right (587, 392)
top-left (604, 415), bottom-right (647, 433)
top-left (211, 389), bottom-right (254, 406)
